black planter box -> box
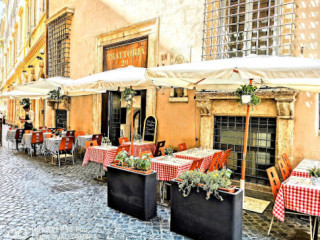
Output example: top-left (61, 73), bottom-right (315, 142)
top-left (107, 165), bottom-right (157, 220)
top-left (171, 180), bottom-right (243, 240)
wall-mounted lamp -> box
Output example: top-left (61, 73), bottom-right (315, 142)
top-left (28, 65), bottom-right (34, 68)
top-left (22, 70), bottom-right (27, 73)
top-left (40, 49), bottom-right (45, 55)
top-left (36, 56), bottom-right (43, 60)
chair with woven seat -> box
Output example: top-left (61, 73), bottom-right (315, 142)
top-left (14, 129), bottom-right (25, 150)
top-left (282, 153), bottom-right (292, 174)
top-left (30, 132), bottom-right (44, 157)
top-left (208, 151), bottom-right (223, 172)
top-left (92, 134), bottom-right (102, 145)
top-left (278, 158), bottom-right (290, 181)
top-left (266, 167), bottom-right (313, 238)
top-left (178, 143), bottom-right (187, 152)
top-left (154, 141), bottom-right (166, 157)
top-left (55, 137), bottom-right (74, 167)
top-left (140, 150), bottom-right (154, 158)
top-left (85, 140), bottom-right (98, 149)
top-left (119, 137), bottom-right (129, 145)
top-left (219, 148), bottom-right (232, 169)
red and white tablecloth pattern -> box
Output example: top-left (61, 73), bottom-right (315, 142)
top-left (83, 146), bottom-right (118, 169)
top-left (174, 149), bottom-right (222, 172)
top-left (273, 177), bottom-right (320, 222)
top-left (150, 157), bottom-right (193, 181)
top-left (122, 142), bottom-right (155, 157)
top-left (291, 159), bottom-right (320, 179)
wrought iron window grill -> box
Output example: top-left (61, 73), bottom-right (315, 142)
top-left (202, 0), bottom-right (295, 60)
top-left (47, 13), bottom-right (72, 77)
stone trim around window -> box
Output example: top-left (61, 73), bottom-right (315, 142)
top-left (169, 88), bottom-right (188, 103)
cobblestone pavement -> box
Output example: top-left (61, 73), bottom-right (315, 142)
top-left (0, 128), bottom-right (314, 239)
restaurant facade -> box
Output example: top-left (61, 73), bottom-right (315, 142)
top-left (1, 0), bottom-right (320, 186)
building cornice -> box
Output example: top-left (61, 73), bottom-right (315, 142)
top-left (46, 7), bottom-right (74, 25)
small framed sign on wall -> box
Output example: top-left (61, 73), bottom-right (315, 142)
top-left (143, 115), bottom-right (157, 143)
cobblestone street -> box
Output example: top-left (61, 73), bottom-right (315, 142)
top-left (0, 137), bottom-right (314, 240)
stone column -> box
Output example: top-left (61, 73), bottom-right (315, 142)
top-left (196, 100), bottom-right (214, 148)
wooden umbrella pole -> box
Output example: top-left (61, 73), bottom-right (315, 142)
top-left (130, 86), bottom-right (134, 156)
top-left (240, 79), bottom-right (253, 190)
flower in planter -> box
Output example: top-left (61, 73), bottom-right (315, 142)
top-left (164, 147), bottom-right (174, 156)
top-left (235, 84), bottom-right (261, 106)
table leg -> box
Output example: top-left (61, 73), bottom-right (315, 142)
top-left (312, 216), bottom-right (319, 240)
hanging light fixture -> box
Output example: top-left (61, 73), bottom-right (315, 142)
top-left (36, 56), bottom-right (43, 60)
top-left (28, 65), bottom-right (34, 68)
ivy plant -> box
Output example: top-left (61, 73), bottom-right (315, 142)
top-left (19, 98), bottom-right (31, 106)
top-left (122, 88), bottom-right (137, 109)
top-left (235, 84), bottom-right (261, 106)
top-left (48, 90), bottom-right (67, 101)
top-left (309, 167), bottom-right (320, 178)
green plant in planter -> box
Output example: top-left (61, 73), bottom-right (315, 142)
top-left (309, 167), bottom-right (320, 178)
top-left (14, 125), bottom-right (18, 129)
top-left (235, 84), bottom-right (261, 106)
top-left (134, 134), bottom-right (142, 141)
top-left (134, 154), bottom-right (152, 171)
top-left (164, 147), bottom-right (174, 156)
top-left (19, 98), bottom-right (31, 106)
top-left (122, 88), bottom-right (137, 109)
top-left (115, 150), bottom-right (130, 167)
top-left (101, 137), bottom-right (111, 144)
top-left (48, 90), bottom-right (67, 101)
top-left (178, 171), bottom-right (205, 197)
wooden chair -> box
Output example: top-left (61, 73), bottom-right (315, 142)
top-left (189, 159), bottom-right (204, 171)
top-left (57, 128), bottom-right (64, 132)
top-left (14, 129), bottom-right (25, 151)
top-left (282, 153), bottom-right (292, 173)
top-left (208, 151), bottom-right (223, 172)
top-left (159, 147), bottom-right (166, 156)
top-left (55, 137), bottom-right (74, 167)
top-left (119, 137), bottom-right (129, 145)
top-left (46, 134), bottom-right (54, 138)
top-left (278, 158), bottom-right (290, 181)
top-left (154, 140), bottom-right (166, 157)
top-left (41, 130), bottom-right (47, 133)
top-left (75, 131), bottom-right (85, 140)
top-left (85, 140), bottom-right (98, 149)
top-left (219, 148), bottom-right (232, 169)
top-left (117, 145), bottom-right (130, 154)
top-left (92, 134), bottom-right (102, 145)
top-left (66, 130), bottom-right (76, 137)
top-left (25, 130), bottom-right (32, 134)
top-left (140, 150), bottom-right (154, 158)
top-left (39, 126), bottom-right (47, 130)
top-left (178, 143), bottom-right (188, 152)
top-left (30, 132), bottom-right (44, 157)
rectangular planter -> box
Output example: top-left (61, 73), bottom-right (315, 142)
top-left (107, 165), bottom-right (157, 220)
top-left (171, 180), bottom-right (243, 240)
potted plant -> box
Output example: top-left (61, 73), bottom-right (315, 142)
top-left (47, 90), bottom-right (68, 108)
top-left (108, 151), bottom-right (157, 220)
top-left (235, 84), bottom-right (261, 105)
top-left (134, 134), bottom-right (142, 143)
top-left (101, 136), bottom-right (111, 147)
top-left (164, 147), bottom-right (174, 160)
top-left (171, 169), bottom-right (243, 240)
top-left (122, 87), bottom-right (136, 109)
top-left (14, 125), bottom-right (18, 129)
top-left (19, 98), bottom-right (31, 106)
top-left (309, 167), bottom-right (320, 185)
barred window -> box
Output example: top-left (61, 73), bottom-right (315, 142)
top-left (202, 0), bottom-right (295, 60)
top-left (47, 13), bottom-right (72, 77)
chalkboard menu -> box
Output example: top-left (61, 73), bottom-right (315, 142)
top-left (143, 115), bottom-right (157, 143)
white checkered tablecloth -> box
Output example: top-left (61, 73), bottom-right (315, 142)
top-left (122, 142), bottom-right (155, 157)
top-left (174, 148), bottom-right (222, 172)
top-left (273, 176), bottom-right (320, 222)
top-left (21, 134), bottom-right (32, 151)
top-left (75, 135), bottom-right (93, 149)
top-left (82, 146), bottom-right (118, 169)
top-left (291, 159), bottom-right (320, 179)
top-left (150, 156), bottom-right (193, 181)
top-left (42, 138), bottom-right (62, 155)
top-left (6, 130), bottom-right (16, 143)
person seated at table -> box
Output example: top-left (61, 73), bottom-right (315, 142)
top-left (19, 105), bottom-right (34, 130)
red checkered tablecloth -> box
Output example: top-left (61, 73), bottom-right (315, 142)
top-left (291, 159), bottom-right (320, 179)
top-left (150, 157), bottom-right (193, 181)
top-left (273, 176), bottom-right (320, 222)
top-left (122, 142), bottom-right (155, 157)
top-left (83, 146), bottom-right (118, 170)
top-left (174, 149), bottom-right (222, 172)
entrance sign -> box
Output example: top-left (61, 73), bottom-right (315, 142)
top-left (143, 115), bottom-right (157, 143)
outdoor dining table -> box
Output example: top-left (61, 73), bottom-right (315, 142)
top-left (121, 141), bottom-right (155, 157)
top-left (75, 135), bottom-right (93, 149)
top-left (291, 158), bottom-right (320, 178)
top-left (273, 175), bottom-right (320, 239)
top-left (150, 155), bottom-right (193, 204)
top-left (174, 148), bottom-right (223, 172)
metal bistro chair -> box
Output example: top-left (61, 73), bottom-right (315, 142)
top-left (266, 167), bottom-right (314, 239)
top-left (14, 129), bottom-right (25, 151)
top-left (154, 141), bottom-right (166, 157)
top-left (30, 132), bottom-right (44, 157)
top-left (119, 137), bottom-right (129, 145)
top-left (178, 143), bottom-right (188, 152)
top-left (208, 151), bottom-right (223, 172)
top-left (54, 137), bottom-right (74, 167)
top-left (92, 134), bottom-right (102, 145)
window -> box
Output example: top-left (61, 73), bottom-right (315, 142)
top-left (202, 0), bottom-right (295, 60)
top-left (47, 13), bottom-right (72, 77)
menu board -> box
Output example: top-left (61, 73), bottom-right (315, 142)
top-left (143, 115), bottom-right (157, 143)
